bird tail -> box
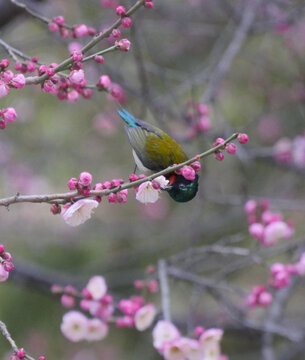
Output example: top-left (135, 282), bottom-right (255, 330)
top-left (117, 108), bottom-right (139, 128)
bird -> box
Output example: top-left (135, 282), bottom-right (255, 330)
top-left (117, 108), bottom-right (199, 202)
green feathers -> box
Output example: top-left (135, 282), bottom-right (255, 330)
top-left (167, 174), bottom-right (199, 202)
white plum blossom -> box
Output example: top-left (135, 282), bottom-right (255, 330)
top-left (85, 318), bottom-right (108, 341)
top-left (134, 303), bottom-right (156, 331)
top-left (181, 338), bottom-right (204, 360)
top-left (152, 320), bottom-right (181, 351)
top-left (199, 329), bottom-right (223, 360)
top-left (60, 311), bottom-right (88, 342)
top-left (263, 221), bottom-right (291, 246)
top-left (86, 275), bottom-right (107, 300)
top-left (136, 176), bottom-right (169, 204)
top-left (163, 339), bottom-right (185, 360)
top-left (61, 199), bottom-right (99, 226)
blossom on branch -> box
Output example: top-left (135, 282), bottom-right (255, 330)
top-left (61, 199), bottom-right (99, 226)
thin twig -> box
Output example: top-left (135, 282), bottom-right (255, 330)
top-left (0, 133), bottom-right (239, 207)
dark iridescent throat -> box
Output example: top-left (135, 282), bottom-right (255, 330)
top-left (166, 174), bottom-right (199, 203)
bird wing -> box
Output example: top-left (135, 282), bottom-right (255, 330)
top-left (125, 120), bottom-right (188, 171)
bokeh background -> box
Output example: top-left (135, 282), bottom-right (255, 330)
top-left (0, 0), bottom-right (305, 359)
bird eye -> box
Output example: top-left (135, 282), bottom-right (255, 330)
top-left (179, 184), bottom-right (186, 189)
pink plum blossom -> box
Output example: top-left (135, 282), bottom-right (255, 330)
top-left (97, 75), bottom-right (112, 90)
top-left (181, 338), bottom-right (204, 360)
top-left (115, 38), bottom-right (131, 51)
top-left (295, 253), bottom-right (305, 276)
top-left (85, 318), bottom-right (108, 341)
top-left (73, 24), bottom-right (89, 38)
top-left (9, 73), bottom-right (26, 89)
top-left (61, 199), bottom-right (98, 226)
top-left (134, 303), bottom-right (156, 331)
top-left (180, 166), bottom-right (196, 181)
top-left (60, 311), bottom-right (88, 342)
top-left (78, 171), bottom-right (93, 187)
top-left (249, 223), bottom-right (265, 240)
top-left (86, 275), bottom-right (107, 300)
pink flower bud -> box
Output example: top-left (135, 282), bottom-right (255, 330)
top-left (194, 326), bottom-right (205, 336)
top-left (31, 56), bottom-right (38, 63)
top-left (3, 107), bottom-right (17, 123)
top-left (53, 15), bottom-right (65, 26)
top-left (146, 265), bottom-right (156, 274)
top-left (16, 349), bottom-right (26, 359)
top-left (67, 177), bottom-right (78, 190)
top-left (80, 87), bottom-right (94, 99)
top-left (0, 59), bottom-right (9, 69)
top-left (196, 116), bottom-right (211, 132)
top-left (0, 120), bottom-right (6, 130)
top-left (66, 89), bottom-right (79, 102)
top-left (3, 261), bottom-right (14, 272)
top-left (27, 62), bottom-right (36, 72)
top-left (97, 75), bottom-right (112, 90)
top-left (51, 284), bottom-right (63, 294)
top-left (38, 357), bottom-right (46, 360)
top-left (103, 181), bottom-right (112, 189)
top-left (129, 173), bottom-right (139, 182)
top-left (213, 137), bottom-right (225, 147)
top-left (197, 103), bottom-right (210, 115)
top-left (0, 81), bottom-right (10, 98)
top-left (69, 69), bottom-right (85, 85)
top-left (0, 244), bottom-right (5, 254)
top-left (151, 179), bottom-right (161, 190)
top-left (244, 200), bottom-right (257, 214)
top-left (2, 252), bottom-right (12, 261)
top-left (2, 70), bottom-right (14, 82)
top-left (122, 17), bottom-right (132, 28)
top-left (108, 193), bottom-right (117, 203)
top-left (78, 171), bottom-right (93, 187)
top-left (38, 64), bottom-right (48, 75)
top-left (134, 279), bottom-right (145, 290)
top-left (93, 182), bottom-right (104, 191)
top-left (115, 38), bottom-right (131, 52)
top-left (249, 223), bottom-right (264, 240)
top-left (147, 279), bottom-right (159, 293)
top-left (87, 26), bottom-right (97, 36)
top-left (48, 22), bottom-right (59, 32)
top-left (116, 316), bottom-right (134, 328)
top-left (50, 203), bottom-right (61, 215)
top-left (190, 161), bottom-right (201, 173)
top-left (225, 142), bottom-right (237, 154)
top-left (60, 27), bottom-right (71, 38)
top-left (144, 2), bottom-right (154, 8)
top-left (237, 133), bottom-right (249, 144)
top-left (214, 150), bottom-right (224, 161)
top-left (112, 28), bottom-right (121, 38)
top-left (9, 73), bottom-right (26, 89)
top-left (71, 51), bottom-right (83, 62)
top-left (14, 61), bottom-right (22, 71)
top-left (102, 293), bottom-right (113, 305)
top-left (94, 55), bottom-right (105, 64)
top-left (61, 294), bottom-right (75, 308)
top-left (180, 165), bottom-right (196, 180)
top-left (73, 24), bottom-right (89, 38)
top-left (116, 6), bottom-right (126, 16)
top-left (258, 291), bottom-right (273, 307)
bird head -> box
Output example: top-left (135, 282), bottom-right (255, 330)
top-left (165, 174), bottom-right (199, 202)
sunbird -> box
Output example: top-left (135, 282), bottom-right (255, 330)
top-left (117, 108), bottom-right (199, 202)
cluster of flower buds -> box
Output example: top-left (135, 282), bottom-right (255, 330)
top-left (96, 74), bottom-right (127, 104)
top-left (144, 0), bottom-right (154, 9)
top-left (0, 59), bottom-right (26, 99)
top-left (134, 264), bottom-right (159, 293)
top-left (175, 161), bottom-right (201, 181)
top-left (114, 6), bottom-right (133, 28)
top-left (0, 244), bottom-right (14, 282)
top-left (48, 16), bottom-right (97, 39)
top-left (273, 132), bottom-right (305, 168)
top-left (15, 57), bottom-right (38, 74)
top-left (213, 133), bottom-right (248, 161)
top-left (246, 285), bottom-right (273, 308)
top-left (269, 252), bottom-right (305, 289)
top-left (40, 63), bottom-right (93, 102)
top-left (246, 252), bottom-right (305, 309)
top-left (10, 349), bottom-right (46, 360)
top-left (0, 107), bottom-right (18, 130)
top-left (185, 101), bottom-right (212, 140)
top-left (68, 171), bottom-right (93, 196)
top-left (246, 199), bottom-right (294, 247)
top-left (153, 321), bottom-right (226, 360)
